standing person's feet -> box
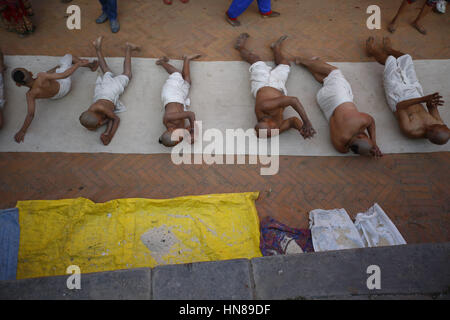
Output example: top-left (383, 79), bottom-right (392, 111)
top-left (96, 12), bottom-right (108, 24)
top-left (270, 35), bottom-right (288, 49)
top-left (388, 20), bottom-right (397, 33)
top-left (110, 19), bottom-right (120, 33)
top-left (262, 11), bottom-right (281, 18)
top-left (92, 36), bottom-right (104, 51)
top-left (156, 56), bottom-right (170, 65)
top-left (412, 21), bottom-right (427, 35)
top-left (234, 33), bottom-right (250, 50)
top-left (180, 0), bottom-right (189, 3)
top-left (163, 0), bottom-right (172, 4)
top-left (226, 13), bottom-right (241, 27)
top-left (125, 42), bottom-right (140, 52)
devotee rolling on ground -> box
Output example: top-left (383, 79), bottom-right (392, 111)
top-left (12, 54), bottom-right (98, 143)
top-left (388, 0), bottom-right (439, 35)
top-left (226, 0), bottom-right (280, 27)
top-left (79, 36), bottom-right (139, 146)
top-left (0, 48), bottom-right (6, 129)
top-left (235, 33), bottom-right (316, 140)
top-left (294, 52), bottom-right (382, 158)
top-left (366, 36), bottom-right (449, 145)
top-left (156, 54), bottom-right (201, 147)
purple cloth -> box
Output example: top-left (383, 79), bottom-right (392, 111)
top-left (260, 216), bottom-right (314, 256)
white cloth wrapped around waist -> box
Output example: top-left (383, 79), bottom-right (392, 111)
top-left (161, 72), bottom-right (191, 111)
top-left (249, 61), bottom-right (290, 98)
top-left (51, 54), bottom-right (73, 100)
top-left (0, 73), bottom-right (5, 109)
top-left (383, 54), bottom-right (424, 112)
top-left (316, 69), bottom-right (354, 122)
top-left (93, 72), bottom-right (130, 113)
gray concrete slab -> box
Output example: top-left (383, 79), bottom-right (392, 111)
top-left (152, 259), bottom-right (253, 300)
top-left (252, 243), bottom-right (450, 300)
top-left (0, 268), bottom-right (151, 300)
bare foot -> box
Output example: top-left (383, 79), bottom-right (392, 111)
top-left (388, 21), bottom-right (397, 33)
top-left (156, 56), bottom-right (169, 65)
top-left (89, 60), bottom-right (99, 72)
top-left (126, 42), bottom-right (140, 51)
top-left (382, 36), bottom-right (392, 52)
top-left (271, 35), bottom-right (288, 49)
top-left (234, 33), bottom-right (249, 50)
top-left (183, 54), bottom-right (202, 61)
top-left (366, 36), bottom-right (376, 56)
top-left (92, 36), bottom-right (103, 50)
top-left (412, 22), bottom-right (427, 35)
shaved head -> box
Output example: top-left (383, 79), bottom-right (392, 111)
top-left (159, 130), bottom-right (181, 147)
top-left (79, 111), bottom-right (99, 129)
top-left (350, 138), bottom-right (373, 156)
top-left (426, 125), bottom-right (450, 145)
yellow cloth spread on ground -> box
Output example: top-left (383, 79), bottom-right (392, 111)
top-left (16, 192), bottom-right (261, 279)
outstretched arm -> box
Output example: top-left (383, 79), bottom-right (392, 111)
top-left (14, 91), bottom-right (36, 143)
top-left (44, 60), bottom-right (89, 81)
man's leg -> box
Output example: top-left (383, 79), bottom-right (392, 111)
top-left (96, 0), bottom-right (109, 23)
top-left (366, 37), bottom-right (390, 65)
top-left (412, 1), bottom-right (434, 34)
top-left (122, 42), bottom-right (140, 80)
top-left (156, 57), bottom-right (182, 75)
top-left (234, 33), bottom-right (262, 65)
top-left (181, 54), bottom-right (202, 84)
top-left (226, 0), bottom-right (253, 27)
top-left (388, 0), bottom-right (410, 33)
top-left (92, 36), bottom-right (112, 74)
top-left (258, 0), bottom-right (280, 18)
top-left (382, 37), bottom-right (407, 59)
top-left (106, 0), bottom-right (119, 33)
top-left (295, 55), bottom-right (336, 84)
top-left (271, 35), bottom-right (289, 66)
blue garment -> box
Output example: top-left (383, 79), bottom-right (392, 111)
top-left (227, 0), bottom-right (271, 19)
top-left (0, 208), bottom-right (20, 280)
top-left (99, 0), bottom-right (118, 20)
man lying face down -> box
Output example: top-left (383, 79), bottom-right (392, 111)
top-left (367, 36), bottom-right (449, 145)
top-left (12, 53), bottom-right (98, 143)
top-left (234, 33), bottom-right (316, 140)
top-left (79, 36), bottom-right (139, 146)
top-left (294, 51), bottom-right (382, 158)
top-left (156, 54), bottom-right (201, 147)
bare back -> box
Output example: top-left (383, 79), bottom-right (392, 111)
top-left (329, 102), bottom-right (372, 152)
top-left (396, 103), bottom-right (443, 139)
top-left (255, 87), bottom-right (285, 125)
top-left (163, 102), bottom-right (188, 129)
top-left (29, 73), bottom-right (61, 99)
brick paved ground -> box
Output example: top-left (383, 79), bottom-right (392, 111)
top-left (0, 152), bottom-right (449, 243)
top-left (0, 1), bottom-right (449, 244)
top-left (1, 0), bottom-right (449, 61)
